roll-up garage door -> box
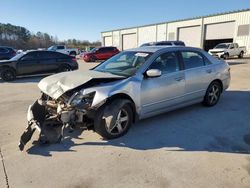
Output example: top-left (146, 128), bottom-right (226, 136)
top-left (204, 22), bottom-right (235, 51)
top-left (122, 33), bottom-right (137, 50)
top-left (178, 26), bottom-right (201, 47)
top-left (205, 22), bottom-right (235, 40)
top-left (104, 36), bottom-right (112, 46)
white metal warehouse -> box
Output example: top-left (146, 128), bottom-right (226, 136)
top-left (101, 9), bottom-right (250, 54)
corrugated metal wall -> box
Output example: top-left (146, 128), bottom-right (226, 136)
top-left (101, 10), bottom-right (250, 54)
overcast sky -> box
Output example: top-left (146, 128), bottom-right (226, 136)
top-left (1, 0), bottom-right (249, 42)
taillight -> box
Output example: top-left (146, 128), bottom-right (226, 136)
top-left (72, 58), bottom-right (77, 62)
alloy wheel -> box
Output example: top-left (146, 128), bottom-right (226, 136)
top-left (106, 108), bottom-right (129, 135)
top-left (208, 84), bottom-right (220, 105)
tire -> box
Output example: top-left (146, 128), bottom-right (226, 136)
top-left (223, 53), bottom-right (229, 60)
top-left (58, 64), bottom-right (72, 72)
top-left (69, 52), bottom-right (76, 57)
top-left (203, 81), bottom-right (222, 107)
top-left (89, 56), bottom-right (96, 62)
top-left (94, 99), bottom-right (133, 139)
top-left (238, 51), bottom-right (244, 59)
top-left (0, 68), bottom-right (16, 81)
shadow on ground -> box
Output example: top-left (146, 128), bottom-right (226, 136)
top-left (26, 90), bottom-right (250, 156)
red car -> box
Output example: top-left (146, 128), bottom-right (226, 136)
top-left (83, 47), bottom-right (119, 62)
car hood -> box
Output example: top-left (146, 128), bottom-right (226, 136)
top-left (209, 48), bottom-right (225, 52)
top-left (38, 70), bottom-right (125, 99)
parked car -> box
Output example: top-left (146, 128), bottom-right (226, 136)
top-left (19, 46), bottom-right (231, 149)
top-left (0, 46), bottom-right (16, 60)
top-left (0, 50), bottom-right (78, 81)
top-left (83, 46), bottom-right (119, 62)
top-left (48, 45), bottom-right (79, 56)
top-left (208, 43), bottom-right (246, 59)
top-left (140, 41), bottom-right (185, 47)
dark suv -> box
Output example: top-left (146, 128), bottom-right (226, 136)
top-left (0, 46), bottom-right (16, 60)
top-left (0, 50), bottom-right (78, 81)
top-left (83, 47), bottom-right (120, 62)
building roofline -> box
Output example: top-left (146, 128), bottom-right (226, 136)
top-left (101, 8), bottom-right (250, 34)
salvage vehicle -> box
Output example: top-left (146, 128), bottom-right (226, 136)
top-left (19, 46), bottom-right (231, 150)
top-left (0, 50), bottom-right (78, 81)
top-left (48, 45), bottom-right (80, 57)
top-left (82, 47), bottom-right (120, 62)
top-left (208, 43), bottom-right (246, 59)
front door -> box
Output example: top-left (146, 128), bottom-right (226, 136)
top-left (17, 52), bottom-right (41, 75)
top-left (140, 51), bottom-right (185, 116)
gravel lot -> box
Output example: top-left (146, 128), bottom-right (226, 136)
top-left (0, 58), bottom-right (250, 188)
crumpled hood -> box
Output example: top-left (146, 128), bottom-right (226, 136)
top-left (38, 70), bottom-right (125, 99)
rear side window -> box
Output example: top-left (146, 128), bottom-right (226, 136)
top-left (21, 52), bottom-right (39, 61)
top-left (181, 51), bottom-right (205, 69)
top-left (57, 46), bottom-right (65, 50)
top-left (149, 52), bottom-right (180, 74)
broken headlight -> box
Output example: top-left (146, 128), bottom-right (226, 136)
top-left (68, 92), bottom-right (95, 108)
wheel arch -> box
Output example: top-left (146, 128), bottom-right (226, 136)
top-left (106, 93), bottom-right (138, 122)
top-left (210, 79), bottom-right (223, 92)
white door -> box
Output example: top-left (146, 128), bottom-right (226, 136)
top-left (104, 36), bottom-right (112, 46)
top-left (205, 22), bottom-right (235, 40)
top-left (178, 26), bottom-right (201, 47)
top-left (122, 33), bottom-right (137, 50)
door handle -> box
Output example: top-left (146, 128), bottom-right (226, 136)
top-left (206, 69), bottom-right (212, 74)
top-left (175, 77), bottom-right (184, 82)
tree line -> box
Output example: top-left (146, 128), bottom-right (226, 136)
top-left (0, 23), bottom-right (101, 50)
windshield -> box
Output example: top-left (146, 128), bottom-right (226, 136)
top-left (90, 48), bottom-right (97, 53)
top-left (10, 52), bottom-right (26, 60)
top-left (48, 46), bottom-right (55, 50)
top-left (214, 44), bottom-right (230, 49)
top-left (94, 51), bottom-right (152, 76)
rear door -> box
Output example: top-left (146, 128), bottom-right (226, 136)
top-left (180, 50), bottom-right (215, 101)
top-left (140, 51), bottom-right (185, 116)
top-left (37, 51), bottom-right (61, 73)
top-left (17, 52), bottom-right (41, 75)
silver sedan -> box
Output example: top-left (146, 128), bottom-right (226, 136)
top-left (19, 46), bottom-right (231, 150)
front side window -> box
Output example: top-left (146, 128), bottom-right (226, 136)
top-left (94, 51), bottom-right (152, 76)
top-left (57, 46), bottom-right (64, 50)
top-left (181, 51), bottom-right (205, 69)
top-left (149, 52), bottom-right (179, 74)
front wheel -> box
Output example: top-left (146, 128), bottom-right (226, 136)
top-left (223, 53), bottom-right (229, 60)
top-left (0, 68), bottom-right (16, 81)
top-left (203, 81), bottom-right (222, 107)
top-left (94, 99), bottom-right (133, 139)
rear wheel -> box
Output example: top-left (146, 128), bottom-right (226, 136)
top-left (58, 64), bottom-right (72, 72)
top-left (94, 99), bottom-right (133, 139)
top-left (238, 51), bottom-right (244, 58)
top-left (0, 68), bottom-right (16, 81)
top-left (203, 81), bottom-right (222, 107)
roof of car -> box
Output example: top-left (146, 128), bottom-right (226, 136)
top-left (126, 46), bottom-right (202, 53)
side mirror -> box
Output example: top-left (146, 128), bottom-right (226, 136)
top-left (146, 69), bottom-right (162, 78)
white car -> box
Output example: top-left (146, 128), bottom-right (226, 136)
top-left (208, 43), bottom-right (246, 59)
top-left (48, 45), bottom-right (79, 56)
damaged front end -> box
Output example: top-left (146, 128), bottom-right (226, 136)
top-left (19, 91), bottom-right (97, 151)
